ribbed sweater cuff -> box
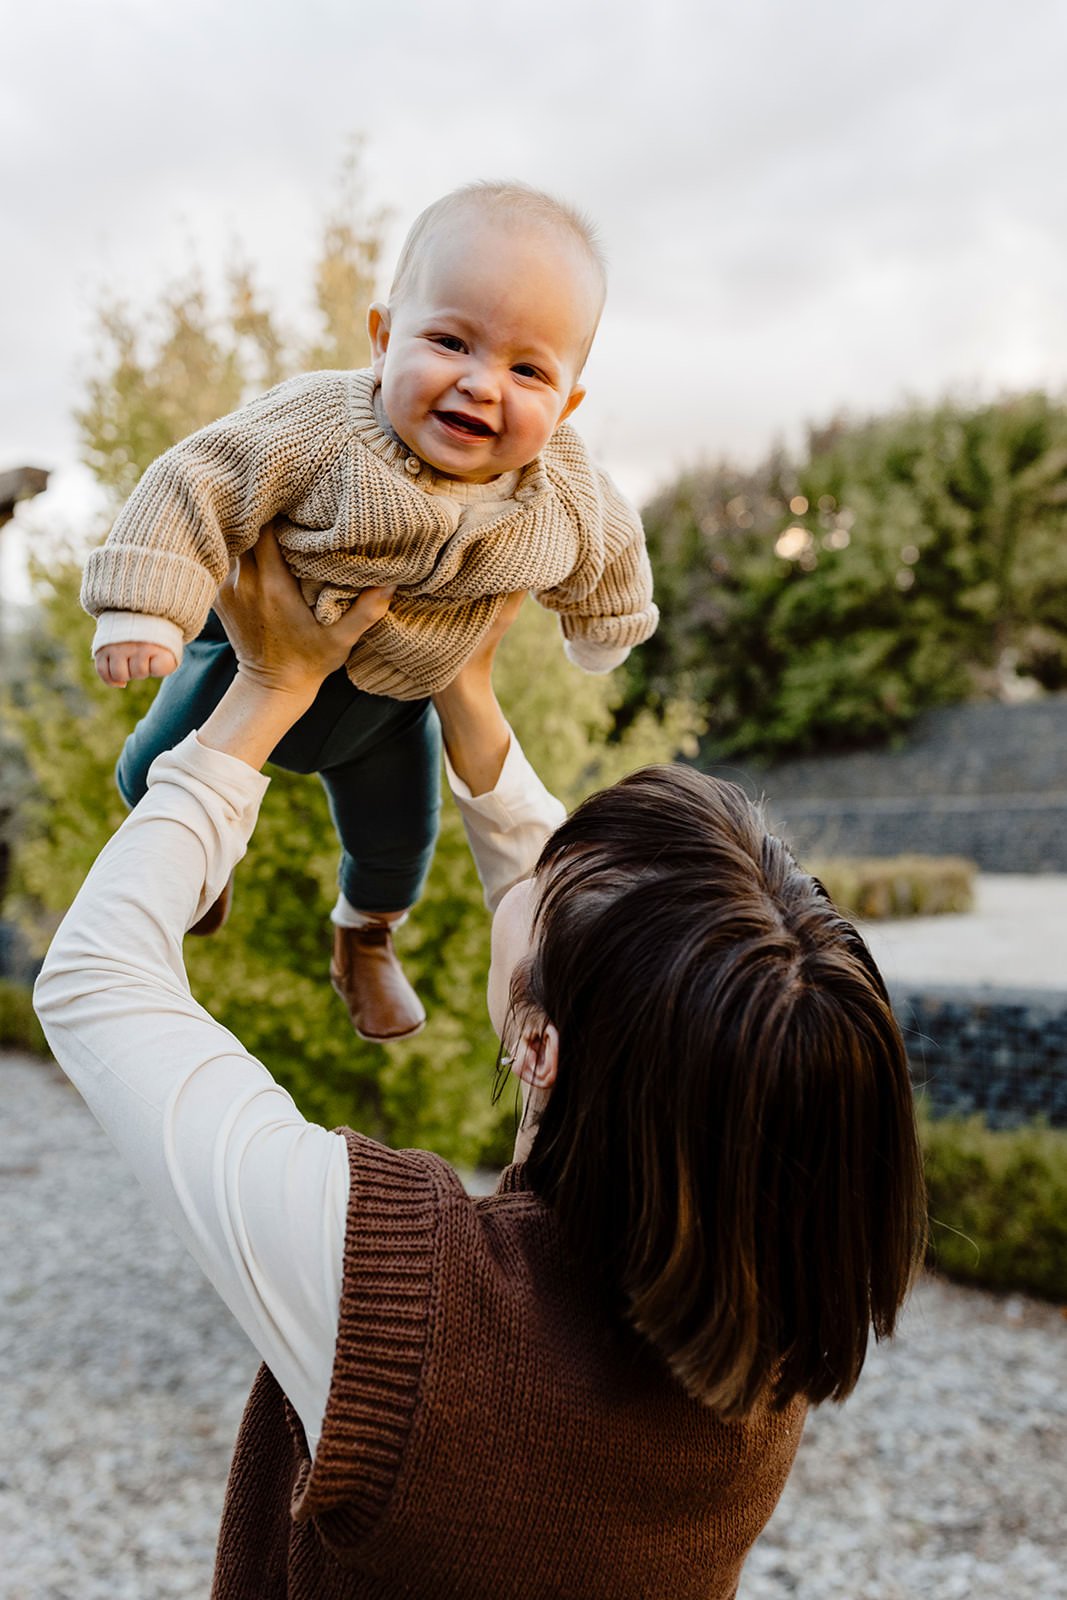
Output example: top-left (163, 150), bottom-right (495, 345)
top-left (559, 601), bottom-right (660, 652)
top-left (81, 545), bottom-right (220, 640)
top-left (292, 1132), bottom-right (442, 1542)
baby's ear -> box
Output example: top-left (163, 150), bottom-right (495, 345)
top-left (557, 384), bottom-right (586, 426)
top-left (367, 303), bottom-right (391, 375)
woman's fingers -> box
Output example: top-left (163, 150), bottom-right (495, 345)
top-left (461, 590), bottom-right (527, 674)
top-left (236, 524), bottom-right (287, 591)
top-left (222, 546), bottom-right (253, 596)
top-left (339, 585), bottom-right (396, 638)
top-left (498, 590), bottom-right (527, 628)
top-left (212, 524), bottom-right (396, 692)
top-left (252, 523), bottom-right (283, 567)
top-left (317, 585), bottom-right (396, 661)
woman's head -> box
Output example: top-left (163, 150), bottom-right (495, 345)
top-left (497, 764), bottom-right (927, 1419)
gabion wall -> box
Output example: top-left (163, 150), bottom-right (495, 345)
top-left (892, 986), bottom-right (1067, 1128)
top-left (706, 693), bottom-right (1067, 873)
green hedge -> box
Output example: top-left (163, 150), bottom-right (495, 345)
top-left (921, 1111), bottom-right (1067, 1301)
top-left (813, 854), bottom-right (976, 920)
top-left (0, 979), bottom-right (48, 1055)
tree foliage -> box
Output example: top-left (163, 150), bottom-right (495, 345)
top-left (8, 154), bottom-right (698, 1167)
top-left (75, 139), bottom-right (381, 510)
top-left (625, 397), bottom-right (1067, 762)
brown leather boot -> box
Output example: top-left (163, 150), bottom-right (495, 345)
top-left (329, 917), bottom-right (426, 1042)
top-left (188, 872), bottom-right (235, 937)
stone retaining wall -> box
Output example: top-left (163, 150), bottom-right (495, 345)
top-left (705, 693), bottom-right (1067, 872)
top-left (892, 986), bottom-right (1067, 1128)
top-left (773, 797), bottom-right (1067, 872)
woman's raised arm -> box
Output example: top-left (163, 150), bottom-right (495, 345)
top-left (34, 536), bottom-right (395, 1455)
top-left (433, 594), bottom-right (567, 912)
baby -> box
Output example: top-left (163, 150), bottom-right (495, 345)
top-left (83, 180), bottom-right (658, 1042)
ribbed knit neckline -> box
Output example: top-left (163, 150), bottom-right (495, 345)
top-left (495, 1161), bottom-right (532, 1195)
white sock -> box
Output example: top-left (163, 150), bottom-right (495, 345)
top-left (330, 892), bottom-right (409, 930)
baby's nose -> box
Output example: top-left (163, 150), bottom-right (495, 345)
top-left (456, 364), bottom-right (499, 402)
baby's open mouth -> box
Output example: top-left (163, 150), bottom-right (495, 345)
top-left (434, 410), bottom-right (495, 438)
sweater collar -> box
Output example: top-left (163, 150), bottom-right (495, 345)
top-left (495, 1161), bottom-right (532, 1195)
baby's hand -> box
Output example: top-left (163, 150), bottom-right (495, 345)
top-left (95, 642), bottom-right (178, 687)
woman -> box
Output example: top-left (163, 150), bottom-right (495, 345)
top-left (34, 533), bottom-right (927, 1599)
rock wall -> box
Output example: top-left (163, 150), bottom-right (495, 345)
top-left (892, 986), bottom-right (1067, 1128)
top-left (706, 694), bottom-right (1067, 871)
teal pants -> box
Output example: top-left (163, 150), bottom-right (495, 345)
top-left (116, 612), bottom-right (441, 913)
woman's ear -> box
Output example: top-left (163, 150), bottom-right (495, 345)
top-left (367, 303), bottom-right (391, 377)
top-left (510, 1022), bottom-right (559, 1092)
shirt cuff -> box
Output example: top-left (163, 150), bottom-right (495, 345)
top-left (444, 728), bottom-right (566, 912)
top-left (91, 611), bottom-right (186, 666)
top-left (563, 638), bottom-right (631, 674)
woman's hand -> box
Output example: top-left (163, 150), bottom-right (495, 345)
top-left (432, 591), bottom-right (527, 797)
top-left (198, 525), bottom-right (394, 772)
top-left (214, 524), bottom-right (394, 701)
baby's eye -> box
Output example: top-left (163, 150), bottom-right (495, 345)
top-left (432, 334), bottom-right (466, 352)
top-left (512, 363), bottom-right (547, 381)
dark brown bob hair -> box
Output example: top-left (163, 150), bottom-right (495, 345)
top-left (515, 765), bottom-right (927, 1420)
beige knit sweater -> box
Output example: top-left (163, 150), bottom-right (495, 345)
top-left (81, 368), bottom-right (658, 700)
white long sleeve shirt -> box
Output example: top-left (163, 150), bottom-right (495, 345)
top-left (33, 730), bottom-right (565, 1457)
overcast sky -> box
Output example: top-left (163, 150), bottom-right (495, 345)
top-left (4, 0), bottom-right (1067, 600)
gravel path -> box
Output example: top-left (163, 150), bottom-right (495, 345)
top-left (862, 873), bottom-right (1067, 993)
top-left (3, 1050), bottom-right (1066, 1599)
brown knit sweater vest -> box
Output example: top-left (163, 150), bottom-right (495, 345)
top-left (211, 1133), bottom-right (806, 1599)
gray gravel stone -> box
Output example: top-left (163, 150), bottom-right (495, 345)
top-left (3, 1051), bottom-right (1066, 1598)
top-left (739, 1280), bottom-right (1067, 1598)
top-left (2, 1053), bottom-right (256, 1599)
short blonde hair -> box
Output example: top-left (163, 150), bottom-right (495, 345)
top-left (390, 180), bottom-right (607, 309)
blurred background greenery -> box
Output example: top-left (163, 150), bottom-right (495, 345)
top-left (623, 397), bottom-right (1067, 762)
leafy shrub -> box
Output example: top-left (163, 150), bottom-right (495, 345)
top-left (0, 979), bottom-right (48, 1055)
top-left (812, 855), bottom-right (976, 920)
top-left (624, 396), bottom-right (1067, 762)
top-left (920, 1111), bottom-right (1067, 1301)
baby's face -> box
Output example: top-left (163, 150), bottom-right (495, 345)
top-left (369, 214), bottom-right (602, 483)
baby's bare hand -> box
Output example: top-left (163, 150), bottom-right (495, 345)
top-left (95, 643), bottom-right (178, 688)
